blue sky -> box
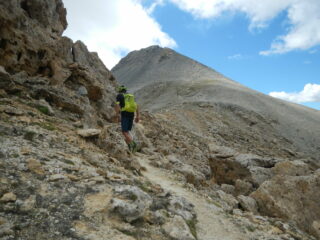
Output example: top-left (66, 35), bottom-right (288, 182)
top-left (63, 0), bottom-right (320, 110)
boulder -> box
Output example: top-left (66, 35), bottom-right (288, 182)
top-left (251, 170), bottom-right (320, 238)
top-left (272, 160), bottom-right (311, 176)
top-left (237, 195), bottom-right (258, 214)
top-left (209, 153), bottom-right (281, 187)
top-left (167, 195), bottom-right (196, 221)
top-left (162, 215), bottom-right (196, 240)
top-left (111, 185), bottom-right (152, 223)
top-left (77, 129), bottom-right (101, 138)
top-left (0, 193), bottom-right (17, 203)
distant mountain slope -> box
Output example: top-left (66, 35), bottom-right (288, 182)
top-left (112, 46), bottom-right (320, 162)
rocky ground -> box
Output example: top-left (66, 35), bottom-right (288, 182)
top-left (0, 91), bottom-right (319, 240)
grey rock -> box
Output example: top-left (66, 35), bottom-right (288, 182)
top-left (77, 129), bottom-right (101, 138)
top-left (221, 184), bottom-right (235, 195)
top-left (235, 179), bottom-right (254, 196)
top-left (111, 185), bottom-right (152, 223)
top-left (77, 86), bottom-right (88, 96)
top-left (162, 215), bottom-right (196, 240)
top-left (237, 195), bottom-right (258, 214)
top-left (167, 195), bottom-right (196, 221)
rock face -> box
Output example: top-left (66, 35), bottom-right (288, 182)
top-left (0, 0), bottom-right (116, 127)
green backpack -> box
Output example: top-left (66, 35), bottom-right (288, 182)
top-left (121, 93), bottom-right (137, 112)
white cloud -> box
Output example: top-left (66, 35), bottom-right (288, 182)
top-left (63, 0), bottom-right (176, 69)
top-left (227, 54), bottom-right (244, 60)
top-left (168, 0), bottom-right (320, 55)
top-left (269, 84), bottom-right (320, 103)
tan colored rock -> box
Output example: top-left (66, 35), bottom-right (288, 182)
top-left (27, 158), bottom-right (45, 175)
top-left (0, 192), bottom-right (17, 203)
top-left (49, 59), bottom-right (71, 85)
top-left (311, 220), bottom-right (320, 239)
top-left (251, 171), bottom-right (320, 237)
top-left (84, 188), bottom-right (112, 217)
top-left (272, 160), bottom-right (311, 176)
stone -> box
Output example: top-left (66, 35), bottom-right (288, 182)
top-left (176, 164), bottom-right (206, 186)
top-left (0, 66), bottom-right (14, 90)
top-left (216, 190), bottom-right (239, 212)
top-left (0, 192), bottom-right (17, 203)
top-left (3, 106), bottom-right (24, 116)
top-left (111, 185), bottom-right (152, 223)
top-left (19, 195), bottom-right (36, 212)
top-left (27, 158), bottom-right (45, 175)
top-left (144, 209), bottom-right (167, 225)
top-left (162, 215), bottom-right (196, 240)
top-left (237, 195), bottom-right (258, 214)
top-left (272, 160), bottom-right (311, 176)
top-left (167, 195), bottom-right (196, 221)
top-left (36, 99), bottom-right (55, 115)
top-left (49, 59), bottom-right (72, 85)
top-left (49, 174), bottom-right (67, 182)
top-left (234, 179), bottom-right (254, 196)
top-left (221, 184), bottom-right (235, 195)
top-left (311, 220), bottom-right (320, 239)
top-left (77, 129), bottom-right (101, 138)
top-left (77, 86), bottom-right (88, 96)
top-left (209, 153), bottom-right (278, 187)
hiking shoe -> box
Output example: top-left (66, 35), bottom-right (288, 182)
top-left (127, 142), bottom-right (134, 152)
top-left (131, 141), bottom-right (138, 153)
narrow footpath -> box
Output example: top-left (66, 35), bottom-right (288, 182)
top-left (136, 154), bottom-right (248, 240)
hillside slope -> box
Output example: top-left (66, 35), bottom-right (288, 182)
top-left (112, 46), bottom-right (320, 162)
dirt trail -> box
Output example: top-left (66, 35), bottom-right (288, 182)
top-left (136, 154), bottom-right (248, 240)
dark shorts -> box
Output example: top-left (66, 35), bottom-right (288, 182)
top-left (121, 112), bottom-right (134, 132)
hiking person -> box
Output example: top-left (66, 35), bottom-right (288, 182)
top-left (114, 85), bottom-right (140, 152)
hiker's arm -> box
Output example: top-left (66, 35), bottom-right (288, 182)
top-left (135, 105), bottom-right (140, 123)
top-left (114, 103), bottom-right (121, 122)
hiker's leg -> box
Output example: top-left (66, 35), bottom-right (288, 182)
top-left (121, 115), bottom-right (134, 144)
top-left (122, 131), bottom-right (133, 144)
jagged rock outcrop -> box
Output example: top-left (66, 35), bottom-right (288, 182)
top-left (0, 0), bottom-right (116, 128)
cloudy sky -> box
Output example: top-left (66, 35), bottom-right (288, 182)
top-left (63, 0), bottom-right (320, 110)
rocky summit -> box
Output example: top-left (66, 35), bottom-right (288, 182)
top-left (0, 1), bottom-right (319, 240)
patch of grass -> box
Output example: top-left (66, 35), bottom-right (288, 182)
top-left (33, 122), bottom-right (56, 131)
top-left (24, 131), bottom-right (36, 141)
top-left (11, 153), bottom-right (19, 158)
top-left (128, 193), bottom-right (138, 201)
top-left (246, 225), bottom-right (256, 232)
top-left (36, 106), bottom-right (50, 115)
top-left (136, 180), bottom-right (153, 193)
top-left (207, 198), bottom-right (222, 208)
top-left (186, 219), bottom-right (198, 240)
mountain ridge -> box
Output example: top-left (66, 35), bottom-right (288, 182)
top-left (112, 45), bottom-right (320, 162)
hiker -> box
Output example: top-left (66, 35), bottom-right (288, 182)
top-left (114, 85), bottom-right (140, 152)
